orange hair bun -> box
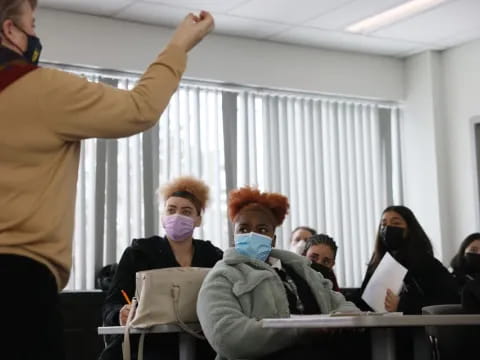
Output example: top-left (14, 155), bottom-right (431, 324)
top-left (160, 176), bottom-right (209, 212)
top-left (228, 187), bottom-right (289, 226)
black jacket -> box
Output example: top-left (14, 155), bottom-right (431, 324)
top-left (100, 236), bottom-right (223, 360)
top-left (357, 252), bottom-right (459, 314)
top-left (462, 277), bottom-right (480, 313)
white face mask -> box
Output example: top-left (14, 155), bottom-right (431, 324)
top-left (289, 240), bottom-right (306, 255)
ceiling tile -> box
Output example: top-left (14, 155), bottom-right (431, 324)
top-left (144, 0), bottom-right (249, 13)
top-left (212, 14), bottom-right (292, 39)
top-left (270, 26), bottom-right (425, 56)
top-left (228, 0), bottom-right (353, 25)
top-left (39, 0), bottom-right (135, 16)
top-left (307, 0), bottom-right (408, 30)
top-left (117, 2), bottom-right (292, 38)
top-left (374, 0), bottom-right (480, 46)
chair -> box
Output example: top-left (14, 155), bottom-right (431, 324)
top-left (60, 290), bottom-right (106, 360)
top-left (422, 304), bottom-right (477, 360)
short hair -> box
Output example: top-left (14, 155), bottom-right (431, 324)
top-left (0, 1), bottom-right (37, 33)
top-left (159, 176), bottom-right (209, 214)
top-left (290, 226), bottom-right (317, 240)
top-left (303, 234), bottom-right (338, 258)
top-left (228, 187), bottom-right (289, 226)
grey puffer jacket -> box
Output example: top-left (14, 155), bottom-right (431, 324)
top-left (197, 248), bottom-right (359, 359)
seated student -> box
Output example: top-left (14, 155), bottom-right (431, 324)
top-left (100, 176), bottom-right (222, 360)
top-left (356, 206), bottom-right (459, 360)
top-left (358, 205), bottom-right (459, 314)
top-left (197, 187), bottom-right (359, 360)
top-left (450, 233), bottom-right (480, 289)
top-left (303, 234), bottom-right (340, 291)
top-left (289, 226), bottom-right (316, 254)
top-left (450, 233), bottom-right (480, 313)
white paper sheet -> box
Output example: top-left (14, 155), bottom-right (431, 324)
top-left (361, 252), bottom-right (408, 312)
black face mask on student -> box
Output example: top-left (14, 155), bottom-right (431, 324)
top-left (381, 226), bottom-right (405, 252)
top-left (465, 253), bottom-right (480, 275)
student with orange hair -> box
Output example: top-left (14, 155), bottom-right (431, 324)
top-left (101, 176), bottom-right (222, 360)
top-left (197, 187), bottom-right (358, 360)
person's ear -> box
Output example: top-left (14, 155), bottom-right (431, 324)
top-left (194, 215), bottom-right (202, 227)
top-left (1, 19), bottom-right (15, 42)
top-left (271, 234), bottom-right (277, 248)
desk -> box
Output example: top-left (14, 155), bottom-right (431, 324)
top-left (98, 324), bottom-right (201, 360)
top-left (262, 314), bottom-right (480, 360)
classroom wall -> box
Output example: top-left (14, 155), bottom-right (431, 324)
top-left (402, 51), bottom-right (445, 259)
top-left (402, 39), bottom-right (480, 264)
top-left (36, 8), bottom-right (404, 101)
top-left (439, 40), bottom-right (480, 257)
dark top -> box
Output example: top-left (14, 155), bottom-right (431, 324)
top-left (356, 252), bottom-right (459, 314)
top-left (274, 264), bottom-right (321, 315)
top-left (310, 262), bottom-right (340, 291)
top-left (462, 277), bottom-right (480, 313)
top-left (451, 267), bottom-right (479, 292)
top-left (99, 236), bottom-right (223, 360)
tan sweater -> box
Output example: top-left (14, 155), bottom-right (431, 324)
top-left (0, 45), bottom-right (186, 289)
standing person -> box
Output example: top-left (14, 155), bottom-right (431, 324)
top-left (101, 176), bottom-right (222, 360)
top-left (0, 0), bottom-right (215, 358)
top-left (289, 226), bottom-right (316, 254)
top-left (197, 187), bottom-right (358, 360)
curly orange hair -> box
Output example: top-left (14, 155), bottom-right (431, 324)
top-left (160, 176), bottom-right (209, 213)
top-left (228, 187), bottom-right (289, 226)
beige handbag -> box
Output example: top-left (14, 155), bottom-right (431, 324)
top-left (122, 267), bottom-right (210, 360)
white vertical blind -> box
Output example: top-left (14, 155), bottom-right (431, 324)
top-left (237, 94), bottom-right (401, 287)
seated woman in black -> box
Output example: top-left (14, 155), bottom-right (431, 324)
top-left (356, 206), bottom-right (459, 360)
top-left (450, 233), bottom-right (480, 289)
top-left (99, 176), bottom-right (223, 360)
top-left (358, 205), bottom-right (459, 314)
top-left (450, 233), bottom-right (480, 312)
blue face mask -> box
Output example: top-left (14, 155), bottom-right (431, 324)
top-left (234, 232), bottom-right (273, 262)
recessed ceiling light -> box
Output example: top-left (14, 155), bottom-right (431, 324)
top-left (345, 0), bottom-right (447, 34)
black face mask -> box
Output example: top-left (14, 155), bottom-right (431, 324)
top-left (2, 23), bottom-right (42, 65)
top-left (465, 253), bottom-right (480, 275)
top-left (18, 26), bottom-right (42, 65)
top-left (381, 226), bottom-right (405, 252)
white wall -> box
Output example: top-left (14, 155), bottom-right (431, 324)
top-left (402, 51), bottom-right (445, 258)
top-left (439, 40), bottom-right (480, 257)
top-left (36, 8), bottom-right (404, 101)
top-left (402, 40), bottom-right (480, 264)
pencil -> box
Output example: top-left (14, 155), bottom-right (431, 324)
top-left (121, 289), bottom-right (131, 305)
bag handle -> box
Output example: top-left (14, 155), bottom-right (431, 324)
top-left (122, 297), bottom-right (138, 360)
top-left (171, 285), bottom-right (206, 340)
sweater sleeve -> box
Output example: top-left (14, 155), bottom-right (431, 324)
top-left (42, 45), bottom-right (186, 141)
top-left (102, 247), bottom-right (137, 326)
top-left (399, 257), bottom-right (460, 314)
top-left (197, 271), bottom-right (306, 359)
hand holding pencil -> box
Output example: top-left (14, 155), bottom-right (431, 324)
top-left (119, 289), bottom-right (133, 326)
